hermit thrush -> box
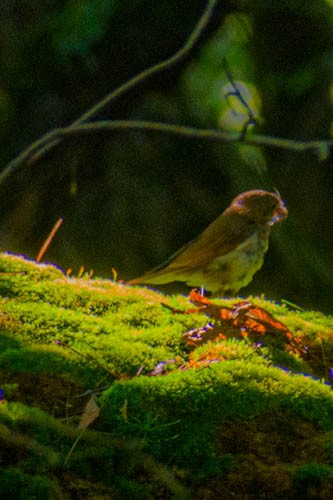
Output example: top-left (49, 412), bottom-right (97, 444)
top-left (129, 190), bottom-right (287, 295)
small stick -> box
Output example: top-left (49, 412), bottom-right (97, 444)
top-left (36, 218), bottom-right (63, 263)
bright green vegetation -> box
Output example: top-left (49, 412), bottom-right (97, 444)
top-left (0, 252), bottom-right (333, 498)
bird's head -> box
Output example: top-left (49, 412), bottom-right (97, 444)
top-left (230, 189), bottom-right (288, 226)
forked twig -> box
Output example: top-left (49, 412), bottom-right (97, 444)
top-left (223, 58), bottom-right (256, 138)
top-left (0, 0), bottom-right (331, 191)
top-left (0, 0), bottom-right (218, 185)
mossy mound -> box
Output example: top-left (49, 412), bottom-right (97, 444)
top-left (0, 252), bottom-right (333, 498)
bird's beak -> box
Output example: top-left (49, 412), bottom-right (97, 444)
top-left (270, 198), bottom-right (288, 226)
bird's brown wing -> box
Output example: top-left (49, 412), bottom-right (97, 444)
top-left (130, 211), bottom-right (258, 284)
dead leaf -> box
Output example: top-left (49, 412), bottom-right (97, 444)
top-left (78, 395), bottom-right (100, 430)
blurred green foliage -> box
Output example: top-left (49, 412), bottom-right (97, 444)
top-left (0, 0), bottom-right (332, 311)
top-left (52, 0), bottom-right (115, 60)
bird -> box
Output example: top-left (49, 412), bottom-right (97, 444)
top-left (129, 190), bottom-right (288, 295)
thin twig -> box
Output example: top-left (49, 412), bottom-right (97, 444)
top-left (0, 0), bottom-right (218, 185)
top-left (223, 58), bottom-right (256, 138)
top-left (36, 217), bottom-right (64, 263)
top-left (74, 0), bottom-right (217, 125)
top-left (64, 428), bottom-right (85, 466)
top-left (43, 120), bottom-right (332, 157)
top-left (0, 0), bottom-right (330, 191)
top-left (55, 340), bottom-right (123, 379)
top-left (319, 338), bottom-right (330, 382)
top-left (0, 129), bottom-right (59, 185)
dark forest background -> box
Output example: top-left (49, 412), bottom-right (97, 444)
top-left (0, 0), bottom-right (332, 312)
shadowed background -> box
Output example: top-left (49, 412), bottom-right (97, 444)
top-left (0, 0), bottom-right (332, 311)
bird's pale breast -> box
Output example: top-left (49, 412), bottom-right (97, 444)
top-left (184, 230), bottom-right (269, 294)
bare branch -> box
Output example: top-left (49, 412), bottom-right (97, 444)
top-left (75, 0), bottom-right (218, 124)
top-left (45, 119), bottom-right (332, 157)
top-left (0, 0), bottom-right (218, 187)
top-left (0, 0), bottom-right (330, 191)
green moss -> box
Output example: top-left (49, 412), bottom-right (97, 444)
top-left (99, 361), bottom-right (333, 471)
top-left (295, 462), bottom-right (333, 484)
top-left (114, 477), bottom-right (149, 500)
top-left (0, 467), bottom-right (54, 499)
top-left (1, 252), bottom-right (333, 497)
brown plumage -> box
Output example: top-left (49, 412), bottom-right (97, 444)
top-left (129, 190), bottom-right (287, 295)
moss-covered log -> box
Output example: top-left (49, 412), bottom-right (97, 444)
top-left (0, 252), bottom-right (333, 499)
